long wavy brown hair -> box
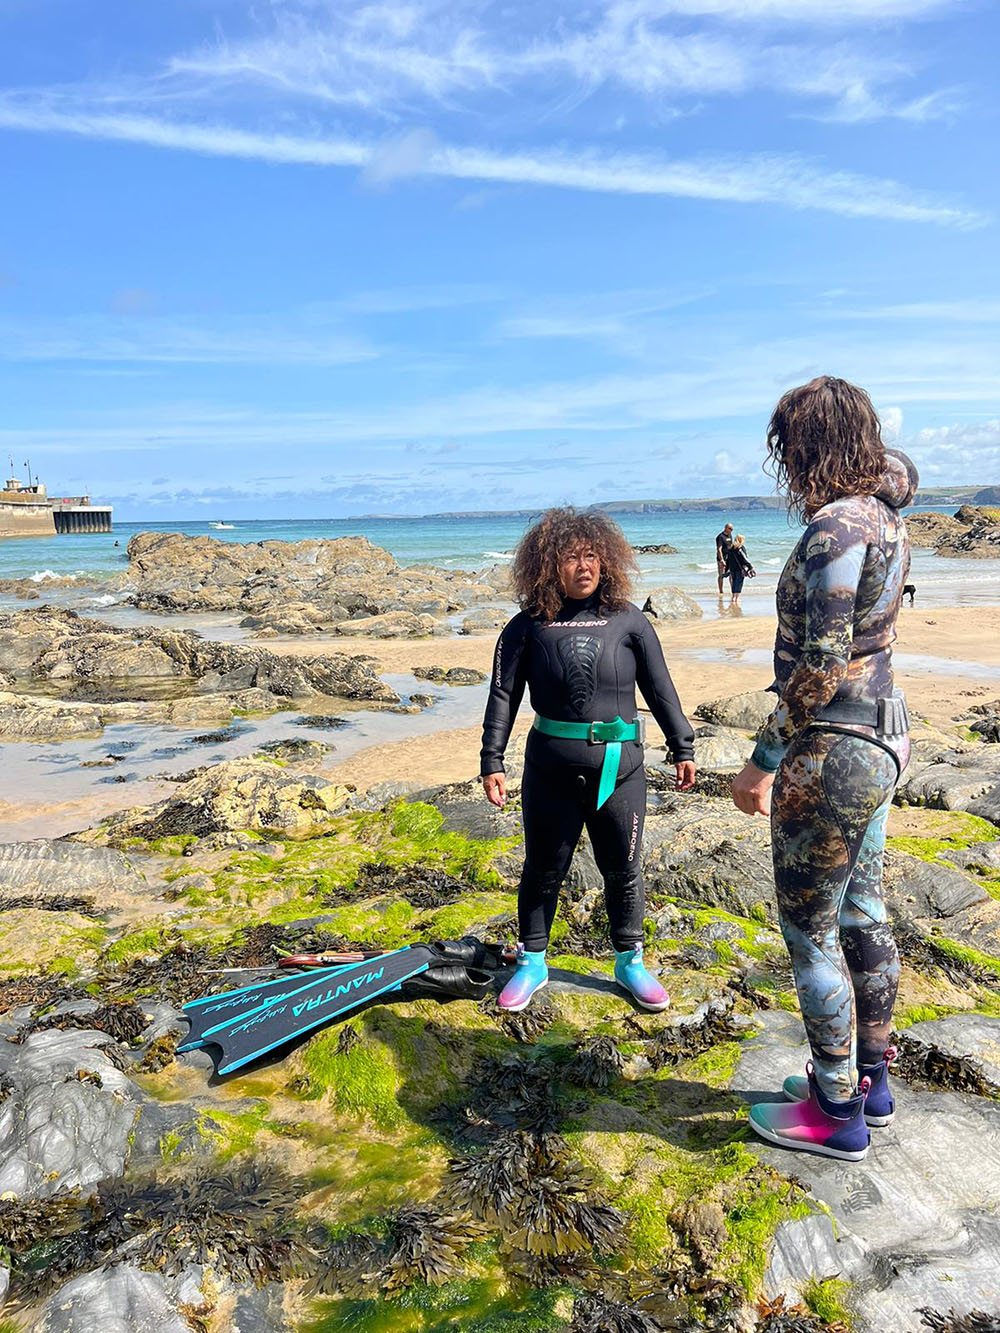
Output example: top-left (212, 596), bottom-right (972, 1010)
top-left (765, 376), bottom-right (887, 520)
top-left (511, 507), bottom-right (637, 621)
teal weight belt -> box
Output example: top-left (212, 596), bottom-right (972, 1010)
top-left (532, 714), bottom-right (644, 809)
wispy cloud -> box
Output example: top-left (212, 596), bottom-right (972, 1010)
top-left (831, 300), bottom-right (1000, 321)
top-left (0, 97), bottom-right (982, 226)
top-left (0, 311), bottom-right (376, 365)
top-left (162, 2), bottom-right (957, 124)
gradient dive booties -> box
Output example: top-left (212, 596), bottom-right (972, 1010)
top-left (614, 947), bottom-right (670, 1012)
top-left (750, 1064), bottom-right (872, 1161)
top-left (783, 1045), bottom-right (897, 1127)
top-left (498, 946), bottom-right (548, 1012)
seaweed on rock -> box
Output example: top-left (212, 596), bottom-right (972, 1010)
top-left (892, 1032), bottom-right (1000, 1098)
top-left (461, 1053), bottom-right (566, 1134)
top-left (647, 1001), bottom-right (746, 1069)
top-left (4, 1163), bottom-right (304, 1301)
top-left (756, 1295), bottom-right (849, 1331)
top-left (920, 1311), bottom-right (1000, 1333)
top-left (12, 999), bottom-right (150, 1046)
top-left (0, 893), bottom-right (96, 914)
top-left (0, 974), bottom-right (83, 1015)
top-left (99, 943), bottom-right (216, 1004)
top-left (381, 1205), bottom-right (483, 1291)
top-left (352, 861), bottom-right (473, 908)
top-left (449, 1129), bottom-right (625, 1261)
top-left (569, 1035), bottom-right (625, 1089)
top-left (570, 1292), bottom-right (665, 1333)
top-left (481, 989), bottom-right (557, 1043)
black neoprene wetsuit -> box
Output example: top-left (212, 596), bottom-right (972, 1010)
top-left (480, 595), bottom-right (695, 952)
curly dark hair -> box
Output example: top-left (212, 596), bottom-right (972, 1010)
top-left (766, 375), bottom-right (887, 520)
top-left (511, 507), bottom-right (637, 621)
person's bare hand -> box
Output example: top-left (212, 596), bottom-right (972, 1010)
top-left (731, 761), bottom-right (774, 816)
top-left (675, 761), bottom-right (696, 792)
top-left (482, 772), bottom-right (506, 808)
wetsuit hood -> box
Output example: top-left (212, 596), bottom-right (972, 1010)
top-left (875, 449), bottom-right (919, 509)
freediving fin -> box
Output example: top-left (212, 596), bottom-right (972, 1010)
top-left (205, 945), bottom-right (436, 1076)
top-left (178, 965), bottom-right (351, 1053)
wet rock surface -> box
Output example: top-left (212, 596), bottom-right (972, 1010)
top-left (124, 531), bottom-right (507, 633)
top-left (0, 606), bottom-right (398, 709)
top-left (739, 1011), bottom-right (1000, 1333)
top-left (640, 586), bottom-right (703, 620)
top-left (2, 692), bottom-right (999, 1331)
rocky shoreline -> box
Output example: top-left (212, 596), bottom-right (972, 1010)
top-left (1, 534), bottom-right (999, 1332)
top-left (0, 681), bottom-right (999, 1330)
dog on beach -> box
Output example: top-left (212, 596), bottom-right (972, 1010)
top-left (902, 583), bottom-right (916, 605)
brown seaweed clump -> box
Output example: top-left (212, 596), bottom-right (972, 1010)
top-left (461, 1053), bottom-right (566, 1135)
top-left (0, 893), bottom-right (96, 914)
top-left (351, 861), bottom-right (472, 908)
top-left (306, 1206), bottom-right (482, 1298)
top-left (892, 1032), bottom-right (1000, 1098)
top-left (481, 988), bottom-right (557, 1043)
top-left (99, 943), bottom-right (216, 1005)
top-left (647, 1002), bottom-right (746, 1069)
top-left (3, 1163), bottom-right (304, 1302)
top-left (12, 999), bottom-right (150, 1047)
top-left (0, 974), bottom-right (83, 1016)
top-left (571, 1291), bottom-right (665, 1333)
top-left (756, 1295), bottom-right (849, 1332)
top-left (920, 1310), bottom-right (1000, 1332)
top-left (449, 1130), bottom-right (624, 1262)
top-left (569, 1035), bottom-right (625, 1089)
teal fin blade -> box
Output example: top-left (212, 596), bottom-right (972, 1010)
top-left (178, 965), bottom-right (353, 1053)
top-left (208, 948), bottom-right (435, 1076)
top-left (198, 947), bottom-right (413, 1042)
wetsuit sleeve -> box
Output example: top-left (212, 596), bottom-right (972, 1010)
top-left (751, 513), bottom-right (866, 773)
top-left (480, 613), bottom-right (530, 776)
top-left (632, 615), bottom-right (696, 763)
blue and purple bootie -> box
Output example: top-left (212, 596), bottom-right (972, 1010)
top-left (783, 1046), bottom-right (897, 1127)
top-left (498, 946), bottom-right (548, 1012)
top-left (614, 947), bottom-right (670, 1012)
top-left (749, 1064), bottom-right (872, 1161)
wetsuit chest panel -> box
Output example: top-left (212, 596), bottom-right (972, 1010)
top-left (556, 633), bottom-right (604, 715)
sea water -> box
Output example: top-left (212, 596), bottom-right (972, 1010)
top-left (1, 508), bottom-right (998, 614)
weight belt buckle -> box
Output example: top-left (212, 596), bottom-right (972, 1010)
top-left (587, 721), bottom-right (602, 744)
top-left (634, 716), bottom-right (647, 745)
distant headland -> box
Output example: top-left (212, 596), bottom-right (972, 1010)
top-left (353, 484), bottom-right (1000, 521)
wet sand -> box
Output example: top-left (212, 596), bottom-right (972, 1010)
top-left (270, 604), bottom-right (1000, 792)
top-left (2, 603), bottom-right (997, 840)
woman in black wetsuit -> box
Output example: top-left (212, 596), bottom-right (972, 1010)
top-left (480, 507), bottom-right (696, 1013)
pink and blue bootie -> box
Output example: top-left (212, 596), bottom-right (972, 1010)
top-left (750, 1064), bottom-right (871, 1161)
top-left (498, 946), bottom-right (548, 1012)
top-left (783, 1046), bottom-right (897, 1127)
top-left (614, 947), bottom-right (670, 1012)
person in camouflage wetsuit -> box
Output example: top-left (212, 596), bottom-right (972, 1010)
top-left (732, 375), bottom-right (918, 1161)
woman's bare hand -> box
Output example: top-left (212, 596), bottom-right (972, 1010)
top-left (482, 772), bottom-right (506, 808)
top-left (731, 761), bottom-right (774, 816)
top-left (674, 761), bottom-right (696, 792)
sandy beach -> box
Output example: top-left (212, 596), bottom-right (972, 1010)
top-left (253, 603), bottom-right (1000, 793)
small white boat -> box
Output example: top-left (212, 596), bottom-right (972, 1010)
top-left (209, 521), bottom-right (235, 530)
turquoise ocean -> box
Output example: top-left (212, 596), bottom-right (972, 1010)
top-left (1, 508), bottom-right (999, 616)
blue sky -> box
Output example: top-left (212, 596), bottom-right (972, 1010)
top-left (0, 0), bottom-right (997, 519)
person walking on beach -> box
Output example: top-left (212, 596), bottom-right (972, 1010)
top-left (724, 534), bottom-right (756, 605)
top-left (731, 375), bottom-right (917, 1162)
top-left (715, 522), bottom-right (734, 595)
top-left (480, 507), bottom-right (696, 1013)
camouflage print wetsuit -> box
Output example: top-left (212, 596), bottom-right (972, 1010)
top-left (481, 594), bottom-right (695, 953)
top-left (750, 450), bottom-right (919, 1102)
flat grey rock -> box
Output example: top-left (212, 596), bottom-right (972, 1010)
top-left (736, 1011), bottom-right (1000, 1332)
top-left (36, 1264), bottom-right (190, 1333)
top-left (0, 1028), bottom-right (142, 1198)
top-left (765, 1213), bottom-right (868, 1297)
top-left (905, 1014), bottom-right (1000, 1086)
top-left (887, 855), bottom-right (989, 918)
top-left (0, 840), bottom-right (142, 897)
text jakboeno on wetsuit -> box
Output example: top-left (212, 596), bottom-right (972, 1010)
top-left (481, 592), bottom-right (695, 954)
